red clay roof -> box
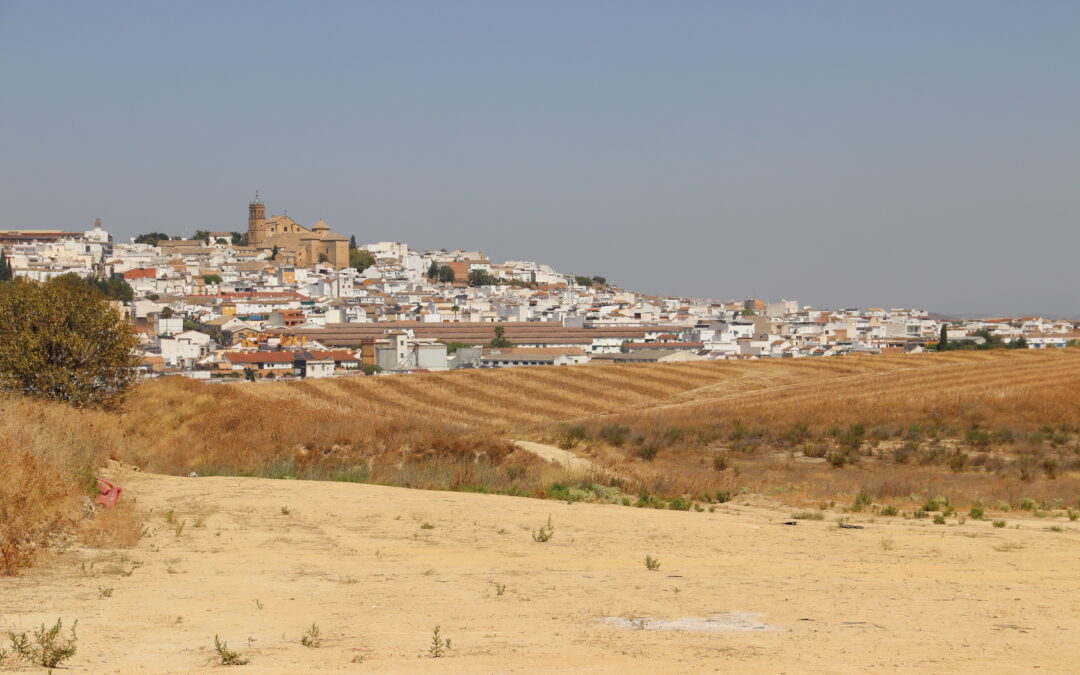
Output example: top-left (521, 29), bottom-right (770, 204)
top-left (124, 268), bottom-right (157, 280)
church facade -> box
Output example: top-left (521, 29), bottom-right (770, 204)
top-left (247, 193), bottom-right (349, 268)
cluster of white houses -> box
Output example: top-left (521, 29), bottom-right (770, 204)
top-left (4, 212), bottom-right (1079, 380)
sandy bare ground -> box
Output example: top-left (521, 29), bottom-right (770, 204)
top-left (513, 440), bottom-right (601, 474)
top-left (3, 470), bottom-right (1080, 673)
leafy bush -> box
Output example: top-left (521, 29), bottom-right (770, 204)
top-left (0, 277), bottom-right (140, 409)
top-left (598, 425), bottom-right (628, 447)
top-left (667, 497), bottom-right (692, 511)
top-left (8, 619), bottom-right (78, 668)
top-left (637, 444), bottom-right (659, 461)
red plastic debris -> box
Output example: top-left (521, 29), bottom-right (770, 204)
top-left (94, 478), bottom-right (122, 508)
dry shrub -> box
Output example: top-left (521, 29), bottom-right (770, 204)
top-left (0, 395), bottom-right (123, 574)
top-left (78, 501), bottom-right (143, 549)
top-left (0, 450), bottom-right (75, 574)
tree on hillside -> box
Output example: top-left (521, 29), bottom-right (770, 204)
top-left (592, 276), bottom-right (607, 286)
top-left (51, 273), bottom-right (133, 303)
top-left (193, 229), bottom-right (211, 243)
top-left (0, 277), bottom-right (140, 409)
top-left (437, 265), bottom-right (455, 283)
top-left (0, 250), bottom-right (12, 282)
top-left (574, 275), bottom-right (594, 287)
top-left (488, 325), bottom-right (514, 348)
top-left (350, 248), bottom-right (375, 273)
top-left (230, 231), bottom-right (247, 246)
top-left (1008, 337), bottom-right (1028, 349)
top-left (427, 261), bottom-right (439, 280)
top-left (938, 324), bottom-right (949, 350)
top-left (468, 269), bottom-right (495, 287)
top-left (133, 232), bottom-right (171, 246)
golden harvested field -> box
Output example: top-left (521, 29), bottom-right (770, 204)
top-left (109, 349), bottom-right (1080, 510)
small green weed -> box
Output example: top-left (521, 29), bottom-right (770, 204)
top-left (214, 635), bottom-right (249, 666)
top-left (300, 623), bottom-right (322, 648)
top-left (428, 625), bottom-right (451, 658)
top-left (7, 619), bottom-right (78, 668)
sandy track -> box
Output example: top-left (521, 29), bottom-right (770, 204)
top-left (3, 470), bottom-right (1079, 673)
top-left (513, 440), bottom-right (601, 474)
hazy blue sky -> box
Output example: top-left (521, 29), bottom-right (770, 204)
top-left (1, 1), bottom-right (1077, 315)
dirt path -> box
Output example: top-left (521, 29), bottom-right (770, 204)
top-left (3, 470), bottom-right (1079, 672)
top-left (513, 440), bottom-right (602, 474)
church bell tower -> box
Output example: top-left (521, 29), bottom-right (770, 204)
top-left (248, 192), bottom-right (266, 247)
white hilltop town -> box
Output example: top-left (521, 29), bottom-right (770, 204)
top-left (1, 194), bottom-right (1077, 380)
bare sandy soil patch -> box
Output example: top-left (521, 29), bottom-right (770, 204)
top-left (3, 469), bottom-right (1079, 673)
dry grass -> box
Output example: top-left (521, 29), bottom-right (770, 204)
top-left (9, 348), bottom-right (1080, 573)
top-left (78, 501), bottom-right (144, 549)
top-left (0, 396), bottom-right (123, 574)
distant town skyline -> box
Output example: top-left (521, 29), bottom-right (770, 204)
top-left (1, 1), bottom-right (1077, 316)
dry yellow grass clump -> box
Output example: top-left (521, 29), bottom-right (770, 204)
top-left (0, 396), bottom-right (125, 573)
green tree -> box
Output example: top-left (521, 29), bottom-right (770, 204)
top-left (349, 234), bottom-right (358, 249)
top-left (193, 229), bottom-right (211, 243)
top-left (270, 245), bottom-right (279, 260)
top-left (468, 269), bottom-right (494, 286)
top-left (437, 265), bottom-right (455, 283)
top-left (938, 324), bottom-right (949, 351)
top-left (591, 276), bottom-right (607, 286)
top-left (202, 274), bottom-right (223, 284)
top-left (488, 325), bottom-right (514, 348)
top-left (1008, 336), bottom-right (1028, 349)
top-left (133, 232), bottom-right (171, 246)
top-left (427, 261), bottom-right (439, 280)
top-left (0, 250), bottom-right (13, 282)
top-left (51, 273), bottom-right (133, 303)
top-left (0, 277), bottom-right (140, 409)
top-left (740, 308), bottom-right (756, 316)
top-left (442, 341), bottom-right (469, 354)
top-left (230, 231), bottom-right (247, 246)
top-left (350, 248), bottom-right (375, 272)
top-left (574, 275), bottom-right (594, 287)
top-left (318, 252), bottom-right (330, 263)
